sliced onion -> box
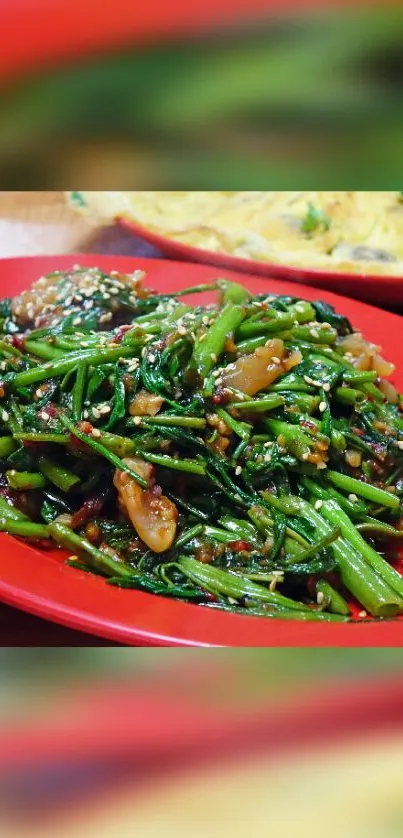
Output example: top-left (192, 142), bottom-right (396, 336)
top-left (114, 457), bottom-right (178, 553)
top-left (221, 339), bottom-right (301, 396)
top-left (378, 378), bottom-right (398, 403)
top-left (129, 389), bottom-right (164, 416)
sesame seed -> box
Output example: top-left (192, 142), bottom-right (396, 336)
top-left (314, 499), bottom-right (323, 510)
top-left (235, 465), bottom-right (242, 475)
top-left (109, 287), bottom-right (119, 295)
top-left (103, 293), bottom-right (111, 300)
top-left (92, 407), bottom-right (101, 419)
top-left (397, 441), bottom-right (403, 450)
top-left (302, 452), bottom-right (309, 461)
top-left (68, 555), bottom-right (79, 562)
top-left (83, 410), bottom-right (89, 419)
top-left (264, 441), bottom-right (273, 448)
top-left (35, 388), bottom-right (43, 398)
top-left (132, 416), bottom-right (142, 426)
top-left (215, 378), bottom-right (223, 387)
top-left (348, 493), bottom-right (359, 503)
top-left (80, 341), bottom-right (89, 348)
top-left (99, 405), bottom-right (111, 415)
top-left (264, 453), bottom-right (272, 462)
top-left (319, 401), bottom-right (327, 413)
top-left (75, 294), bottom-right (83, 302)
top-left (148, 353), bottom-right (156, 364)
top-left (99, 313), bottom-right (112, 324)
top-left (310, 328), bottom-right (319, 338)
top-left (323, 383), bottom-right (331, 392)
top-left (210, 353), bottom-right (217, 363)
top-left (271, 356), bottom-right (281, 365)
top-left (0, 362), bottom-right (6, 371)
top-left (177, 326), bottom-right (187, 336)
top-left (91, 428), bottom-right (101, 438)
top-left (317, 591), bottom-right (325, 605)
top-left (316, 461), bottom-right (327, 470)
top-left (73, 317), bottom-right (82, 326)
top-left (303, 375), bottom-right (314, 385)
top-left (359, 610), bottom-right (367, 618)
top-left (40, 411), bottom-right (50, 422)
top-left (269, 579), bottom-right (277, 592)
top-left (1, 410), bottom-right (9, 422)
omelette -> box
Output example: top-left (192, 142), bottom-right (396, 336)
top-left (69, 191), bottom-right (403, 275)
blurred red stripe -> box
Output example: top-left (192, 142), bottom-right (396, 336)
top-left (0, 0), bottom-right (383, 86)
top-left (1, 675), bottom-right (403, 772)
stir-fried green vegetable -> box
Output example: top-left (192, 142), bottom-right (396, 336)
top-left (1, 265), bottom-right (403, 623)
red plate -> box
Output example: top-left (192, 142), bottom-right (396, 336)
top-left (120, 218), bottom-right (403, 309)
top-left (1, 254), bottom-right (403, 647)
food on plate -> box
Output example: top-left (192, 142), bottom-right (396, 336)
top-left (2, 266), bottom-right (403, 623)
top-left (69, 191), bottom-right (403, 275)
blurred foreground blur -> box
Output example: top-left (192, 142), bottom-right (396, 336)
top-left (0, 7), bottom-right (402, 188)
top-left (1, 650), bottom-right (403, 837)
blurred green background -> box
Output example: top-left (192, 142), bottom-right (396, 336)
top-left (0, 7), bottom-right (402, 188)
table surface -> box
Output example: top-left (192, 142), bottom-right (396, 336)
top-left (0, 192), bottom-right (163, 645)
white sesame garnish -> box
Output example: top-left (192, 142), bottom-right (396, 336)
top-left (148, 353), bottom-right (156, 364)
top-left (83, 410), bottom-right (89, 419)
top-left (1, 410), bottom-right (9, 422)
top-left (99, 313), bottom-right (112, 324)
top-left (264, 441), bottom-right (273, 448)
top-left (235, 465), bottom-right (242, 476)
top-left (72, 317), bottom-right (82, 326)
top-left (271, 356), bottom-right (281, 365)
top-left (0, 361), bottom-right (6, 371)
top-left (348, 493), bottom-right (359, 503)
top-left (358, 610), bottom-right (367, 618)
top-left (302, 452), bottom-right (309, 460)
top-left (80, 341), bottom-right (89, 348)
top-left (39, 411), bottom-right (50, 422)
top-left (323, 383), bottom-right (331, 392)
top-left (91, 407), bottom-right (101, 419)
top-left (132, 416), bottom-right (142, 426)
top-left (310, 329), bottom-right (319, 338)
top-left (35, 388), bottom-right (43, 398)
top-left (215, 378), bottom-right (223, 387)
top-left (99, 405), bottom-right (111, 415)
top-left (314, 499), bottom-right (323, 510)
top-left (177, 326), bottom-right (187, 336)
top-left (317, 591), bottom-right (325, 605)
top-left (319, 401), bottom-right (327, 413)
top-left (210, 353), bottom-right (217, 363)
top-left (303, 375), bottom-right (314, 386)
top-left (264, 453), bottom-right (271, 462)
top-left (109, 287), bottom-right (119, 295)
top-left (91, 428), bottom-right (101, 438)
top-left (316, 461), bottom-right (327, 470)
top-left (397, 441), bottom-right (403, 450)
